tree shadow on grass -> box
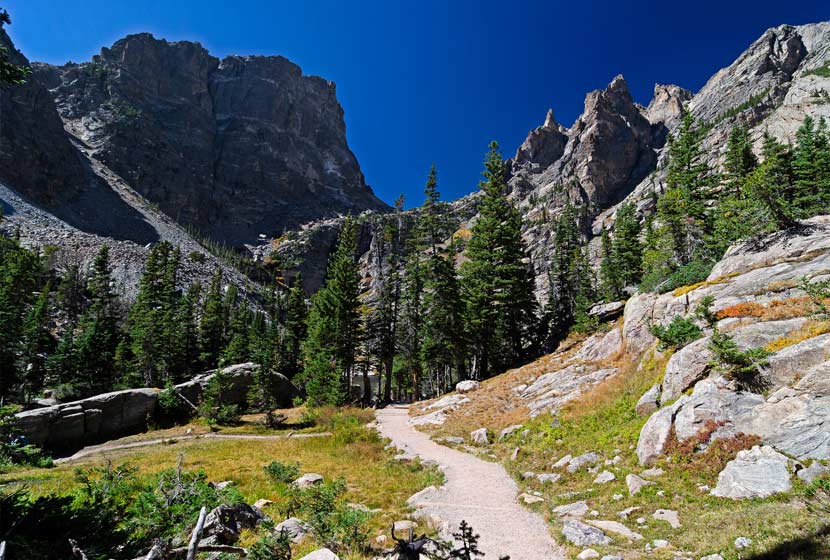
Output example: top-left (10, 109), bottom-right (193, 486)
top-left (745, 526), bottom-right (830, 560)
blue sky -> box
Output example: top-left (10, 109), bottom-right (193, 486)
top-left (5, 0), bottom-right (827, 207)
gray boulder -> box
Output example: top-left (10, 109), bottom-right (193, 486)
top-left (562, 520), bottom-right (612, 546)
top-left (797, 461), bottom-right (829, 484)
top-left (470, 428), bottom-right (489, 445)
top-left (712, 445), bottom-right (793, 499)
top-left (203, 503), bottom-right (267, 544)
top-left (636, 395), bottom-right (690, 465)
top-left (293, 473), bottom-right (324, 489)
top-left (299, 549), bottom-right (340, 560)
top-left (661, 338), bottom-right (711, 402)
top-left (275, 517), bottom-right (312, 543)
top-left (567, 452), bottom-right (602, 473)
top-left (635, 384), bottom-right (661, 416)
top-left (455, 380), bottom-right (481, 393)
top-left (625, 474), bottom-right (655, 496)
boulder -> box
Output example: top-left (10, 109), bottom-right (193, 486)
top-left (635, 384), bottom-right (661, 416)
top-left (636, 395), bottom-right (690, 465)
top-left (470, 428), bottom-right (489, 445)
top-left (552, 500), bottom-right (589, 518)
top-left (520, 493), bottom-right (544, 505)
top-left (537, 473), bottom-right (561, 484)
top-left (797, 461), bottom-right (829, 484)
top-left (586, 520), bottom-right (643, 541)
top-left (652, 509), bottom-right (681, 529)
top-left (577, 549), bottom-right (600, 560)
top-left (299, 549), bottom-right (339, 560)
top-left (521, 364), bottom-right (618, 417)
top-left (455, 380), bottom-right (480, 393)
top-left (567, 451), bottom-right (602, 473)
top-left (203, 503), bottom-right (267, 544)
top-left (588, 301), bottom-right (626, 322)
top-left (745, 388), bottom-right (830, 459)
top-left (672, 379), bottom-right (764, 442)
top-left (766, 333), bottom-right (830, 388)
top-left (593, 471), bottom-right (616, 484)
top-left (498, 424), bottom-right (524, 441)
top-left (661, 338), bottom-right (711, 402)
top-left (293, 473), bottom-right (324, 489)
top-left (562, 520), bottom-right (611, 546)
top-left (712, 445), bottom-right (793, 499)
top-left (622, 293), bottom-right (658, 354)
top-left (625, 474), bottom-right (655, 496)
top-left (274, 517), bottom-right (312, 543)
top-left (574, 328), bottom-right (623, 363)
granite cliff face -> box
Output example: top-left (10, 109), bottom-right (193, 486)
top-left (32, 33), bottom-right (387, 246)
top-left (0, 30), bottom-right (86, 205)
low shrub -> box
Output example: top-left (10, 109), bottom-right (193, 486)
top-left (0, 405), bottom-right (53, 469)
top-left (708, 328), bottom-right (771, 391)
top-left (640, 260), bottom-right (715, 294)
top-left (649, 315), bottom-right (703, 350)
top-left (264, 460), bottom-right (301, 484)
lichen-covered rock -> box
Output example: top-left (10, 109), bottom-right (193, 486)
top-left (636, 396), bottom-right (690, 465)
top-left (203, 503), bottom-right (267, 544)
top-left (562, 520), bottom-right (612, 546)
top-left (635, 384), bottom-right (661, 416)
top-left (711, 445), bottom-right (793, 499)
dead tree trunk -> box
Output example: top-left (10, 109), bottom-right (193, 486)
top-left (186, 506), bottom-right (208, 560)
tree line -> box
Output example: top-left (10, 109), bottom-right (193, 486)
top-left (2, 110), bottom-right (829, 409)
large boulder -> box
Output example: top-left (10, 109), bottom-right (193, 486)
top-left (636, 396), bottom-right (690, 465)
top-left (672, 379), bottom-right (764, 442)
top-left (661, 338), bottom-right (711, 402)
top-left (766, 333), bottom-right (830, 388)
top-left (203, 503), bottom-right (267, 544)
top-left (574, 328), bottom-right (623, 363)
top-left (15, 388), bottom-right (158, 452)
top-left (745, 388), bottom-right (830, 459)
top-left (711, 445), bottom-right (793, 499)
top-left (175, 362), bottom-right (294, 408)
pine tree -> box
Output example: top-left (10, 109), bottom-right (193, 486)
top-left (199, 270), bottom-right (227, 369)
top-left (544, 204), bottom-right (584, 348)
top-left (611, 203), bottom-right (643, 289)
top-left (279, 275), bottom-right (308, 381)
top-left (20, 283), bottom-right (55, 399)
top-left (724, 124), bottom-right (758, 194)
top-left (461, 141), bottom-right (538, 379)
top-left (598, 226), bottom-right (621, 300)
top-left (300, 218), bottom-right (361, 405)
top-left (74, 246), bottom-right (120, 395)
top-left (222, 301), bottom-right (252, 365)
top-left (742, 132), bottom-right (798, 229)
top-left (792, 116), bottom-right (822, 214)
top-left (122, 242), bottom-right (181, 387)
top-left (659, 110), bottom-right (714, 263)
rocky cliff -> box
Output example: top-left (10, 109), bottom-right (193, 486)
top-left (32, 33), bottom-right (388, 246)
top-left (272, 22), bottom-right (830, 304)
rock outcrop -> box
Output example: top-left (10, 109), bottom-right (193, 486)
top-left (33, 33), bottom-right (388, 246)
top-left (15, 363), bottom-right (293, 454)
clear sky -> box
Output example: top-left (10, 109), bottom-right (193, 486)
top-left (5, 0), bottom-right (827, 207)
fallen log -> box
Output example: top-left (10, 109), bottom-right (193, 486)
top-left (186, 506), bottom-right (208, 560)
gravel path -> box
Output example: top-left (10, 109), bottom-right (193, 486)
top-left (376, 405), bottom-right (564, 560)
top-left (56, 431), bottom-right (332, 464)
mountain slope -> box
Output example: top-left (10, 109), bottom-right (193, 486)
top-left (31, 33), bottom-right (388, 246)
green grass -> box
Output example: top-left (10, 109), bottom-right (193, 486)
top-left (805, 62), bottom-right (830, 78)
top-left (1, 408), bottom-right (443, 559)
top-left (488, 351), bottom-right (829, 559)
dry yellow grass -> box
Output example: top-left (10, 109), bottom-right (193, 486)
top-left (672, 272), bottom-right (738, 297)
top-left (764, 320), bottom-right (830, 353)
top-left (0, 408), bottom-right (442, 559)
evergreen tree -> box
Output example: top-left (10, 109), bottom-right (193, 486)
top-left (300, 218), bottom-right (361, 405)
top-left (461, 141), bottom-right (538, 379)
top-left (56, 264), bottom-right (85, 322)
top-left (73, 246), bottom-right (120, 395)
top-left (659, 110), bottom-right (714, 263)
top-left (792, 116), bottom-right (822, 214)
top-left (0, 10), bottom-right (31, 86)
top-left (199, 270), bottom-right (227, 369)
top-left (598, 226), bottom-right (620, 300)
top-left (222, 301), bottom-right (252, 365)
top-left (121, 242), bottom-right (180, 387)
top-left (544, 204), bottom-right (596, 345)
top-left (278, 276), bottom-right (308, 380)
top-left (611, 203), bottom-right (643, 289)
top-left (20, 283), bottom-right (54, 399)
top-left (724, 124), bottom-right (758, 194)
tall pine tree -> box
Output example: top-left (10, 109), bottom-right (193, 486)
top-left (461, 141), bottom-right (537, 379)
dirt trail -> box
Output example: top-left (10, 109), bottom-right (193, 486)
top-left (55, 432), bottom-right (332, 464)
top-left (375, 405), bottom-right (564, 560)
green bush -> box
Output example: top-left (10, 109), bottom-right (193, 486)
top-left (0, 405), bottom-right (53, 469)
top-left (156, 382), bottom-right (192, 425)
top-left (284, 478), bottom-right (371, 552)
top-left (248, 530), bottom-right (292, 560)
top-left (649, 315), bottom-right (703, 350)
top-left (640, 259), bottom-right (714, 294)
top-left (198, 371), bottom-right (241, 426)
top-left (708, 328), bottom-right (770, 391)
top-left (264, 460), bottom-right (300, 484)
